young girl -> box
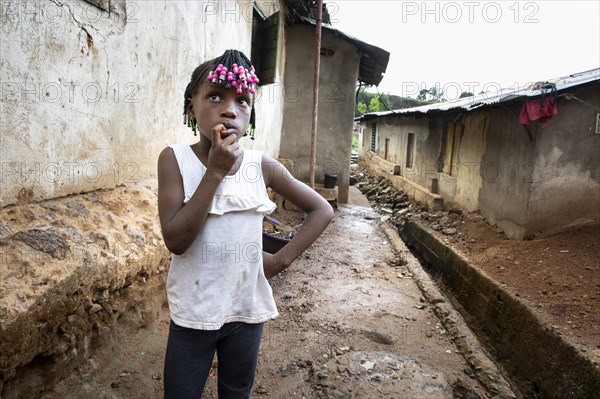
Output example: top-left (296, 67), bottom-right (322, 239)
top-left (157, 49), bottom-right (334, 398)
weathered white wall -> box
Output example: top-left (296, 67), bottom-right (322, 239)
top-left (1, 0), bottom-right (286, 206)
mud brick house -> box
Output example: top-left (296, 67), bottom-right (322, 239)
top-left (357, 68), bottom-right (600, 239)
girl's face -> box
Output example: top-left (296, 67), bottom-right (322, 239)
top-left (188, 81), bottom-right (252, 142)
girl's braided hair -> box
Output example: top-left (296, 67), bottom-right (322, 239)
top-left (183, 50), bottom-right (257, 137)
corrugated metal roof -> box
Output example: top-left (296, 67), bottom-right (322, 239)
top-left (297, 16), bottom-right (390, 86)
top-left (357, 68), bottom-right (600, 120)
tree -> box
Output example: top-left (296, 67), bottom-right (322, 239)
top-left (356, 101), bottom-right (367, 115)
top-left (354, 85), bottom-right (435, 117)
top-left (368, 97), bottom-right (384, 112)
top-left (459, 92), bottom-right (474, 98)
top-left (417, 89), bottom-right (429, 101)
top-left (416, 87), bottom-right (444, 102)
top-left (428, 86), bottom-right (444, 102)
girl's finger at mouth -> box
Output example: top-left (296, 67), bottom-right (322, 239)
top-left (220, 130), bottom-right (238, 142)
top-left (211, 124), bottom-right (226, 142)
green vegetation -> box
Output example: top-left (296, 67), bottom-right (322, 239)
top-left (354, 85), bottom-right (473, 117)
top-left (355, 87), bottom-right (433, 117)
top-left (351, 136), bottom-right (359, 151)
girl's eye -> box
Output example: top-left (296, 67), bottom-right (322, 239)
top-left (208, 93), bottom-right (220, 101)
top-left (238, 97), bottom-right (250, 105)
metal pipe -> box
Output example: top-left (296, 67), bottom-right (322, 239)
top-left (309, 0), bottom-right (323, 188)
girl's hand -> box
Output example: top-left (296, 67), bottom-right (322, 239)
top-left (206, 123), bottom-right (241, 179)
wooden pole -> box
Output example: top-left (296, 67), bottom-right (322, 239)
top-left (309, 0), bottom-right (323, 188)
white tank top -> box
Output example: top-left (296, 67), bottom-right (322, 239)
top-left (166, 144), bottom-right (278, 330)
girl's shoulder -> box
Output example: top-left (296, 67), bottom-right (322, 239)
top-left (258, 151), bottom-right (280, 167)
top-left (259, 153), bottom-right (293, 188)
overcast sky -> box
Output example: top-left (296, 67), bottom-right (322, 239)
top-left (330, 0), bottom-right (600, 100)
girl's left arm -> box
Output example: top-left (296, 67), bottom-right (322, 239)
top-left (261, 153), bottom-right (334, 279)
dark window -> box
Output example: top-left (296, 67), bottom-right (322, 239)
top-left (406, 133), bottom-right (415, 168)
top-left (251, 7), bottom-right (280, 85)
top-left (370, 123), bottom-right (377, 152)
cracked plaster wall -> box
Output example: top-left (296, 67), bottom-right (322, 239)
top-left (1, 0), bottom-right (284, 206)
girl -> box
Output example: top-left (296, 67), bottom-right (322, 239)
top-left (157, 49), bottom-right (334, 398)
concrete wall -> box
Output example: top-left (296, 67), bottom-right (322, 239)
top-left (0, 0), bottom-right (286, 206)
top-left (279, 25), bottom-right (360, 203)
top-left (526, 85), bottom-right (600, 236)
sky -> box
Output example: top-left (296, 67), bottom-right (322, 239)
top-left (330, 0), bottom-right (600, 100)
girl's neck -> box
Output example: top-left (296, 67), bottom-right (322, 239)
top-left (195, 136), bottom-right (212, 164)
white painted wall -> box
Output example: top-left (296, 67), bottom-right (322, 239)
top-left (0, 0), bottom-right (286, 206)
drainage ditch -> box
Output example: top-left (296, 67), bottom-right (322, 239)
top-left (351, 167), bottom-right (600, 399)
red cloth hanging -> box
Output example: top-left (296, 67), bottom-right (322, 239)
top-left (518, 97), bottom-right (558, 125)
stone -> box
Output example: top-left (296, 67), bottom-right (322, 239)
top-left (442, 228), bottom-right (457, 235)
top-left (13, 229), bottom-right (70, 259)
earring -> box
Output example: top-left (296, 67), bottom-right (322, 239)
top-left (184, 114), bottom-right (198, 136)
top-left (244, 124), bottom-right (255, 140)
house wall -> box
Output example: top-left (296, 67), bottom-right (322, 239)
top-left (359, 109), bottom-right (489, 213)
top-left (478, 108), bottom-right (537, 239)
top-left (366, 115), bottom-right (433, 181)
top-left (279, 25), bottom-right (360, 203)
top-left (358, 115), bottom-right (439, 195)
top-left (525, 85), bottom-right (600, 236)
top-left (437, 111), bottom-right (489, 212)
top-left (0, 0), bottom-right (286, 206)
top-left (358, 82), bottom-right (599, 239)
top-left (359, 108), bottom-right (535, 238)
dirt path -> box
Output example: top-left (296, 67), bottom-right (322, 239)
top-left (42, 187), bottom-right (503, 399)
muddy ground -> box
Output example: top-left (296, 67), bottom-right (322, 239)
top-left (10, 165), bottom-right (598, 398)
top-left (36, 186), bottom-right (508, 399)
top-left (351, 167), bottom-right (599, 356)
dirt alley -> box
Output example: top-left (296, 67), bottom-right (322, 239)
top-left (39, 186), bottom-right (510, 399)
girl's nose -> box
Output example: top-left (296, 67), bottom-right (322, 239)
top-left (220, 100), bottom-right (237, 118)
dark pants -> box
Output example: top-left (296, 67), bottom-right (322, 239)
top-left (163, 320), bottom-right (264, 399)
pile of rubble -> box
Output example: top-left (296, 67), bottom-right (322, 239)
top-left (350, 167), bottom-right (475, 242)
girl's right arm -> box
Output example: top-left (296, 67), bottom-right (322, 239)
top-left (157, 147), bottom-right (221, 255)
top-left (157, 125), bottom-right (240, 255)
